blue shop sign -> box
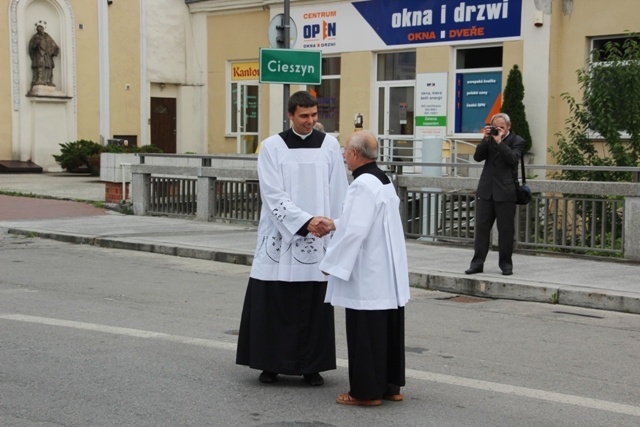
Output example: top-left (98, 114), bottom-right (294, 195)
top-left (352, 0), bottom-right (521, 46)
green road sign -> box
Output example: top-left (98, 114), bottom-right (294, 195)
top-left (259, 48), bottom-right (322, 85)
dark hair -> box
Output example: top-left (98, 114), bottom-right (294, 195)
top-left (288, 91), bottom-right (318, 114)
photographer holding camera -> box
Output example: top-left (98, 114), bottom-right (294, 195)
top-left (465, 113), bottom-right (526, 276)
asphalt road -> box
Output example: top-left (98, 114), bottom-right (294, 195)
top-left (1, 233), bottom-right (639, 427)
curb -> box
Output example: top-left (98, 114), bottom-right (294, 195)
top-left (7, 228), bottom-right (640, 315)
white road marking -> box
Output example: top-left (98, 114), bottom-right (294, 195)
top-left (2, 313), bottom-right (639, 417)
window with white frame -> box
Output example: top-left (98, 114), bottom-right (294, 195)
top-left (228, 61), bottom-right (260, 153)
top-left (587, 35), bottom-right (640, 140)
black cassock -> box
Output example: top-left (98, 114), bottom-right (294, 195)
top-left (235, 278), bottom-right (336, 375)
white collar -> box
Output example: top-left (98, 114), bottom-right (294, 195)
top-left (292, 128), bottom-right (312, 140)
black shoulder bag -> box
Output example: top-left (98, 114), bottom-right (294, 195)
top-left (515, 155), bottom-right (532, 205)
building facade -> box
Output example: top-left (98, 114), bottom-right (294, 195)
top-left (1, 0), bottom-right (638, 171)
top-left (1, 0), bottom-right (206, 171)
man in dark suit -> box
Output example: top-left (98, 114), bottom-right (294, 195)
top-left (465, 113), bottom-right (526, 276)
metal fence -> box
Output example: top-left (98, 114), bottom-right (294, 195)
top-left (212, 179), bottom-right (261, 222)
top-left (131, 156), bottom-right (640, 261)
top-left (148, 177), bottom-right (197, 216)
top-left (515, 195), bottom-right (624, 255)
top-left (147, 175), bottom-right (261, 222)
top-left (401, 188), bottom-right (624, 256)
top-left (404, 190), bottom-right (476, 243)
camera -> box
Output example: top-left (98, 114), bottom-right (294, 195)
top-left (489, 126), bottom-right (499, 136)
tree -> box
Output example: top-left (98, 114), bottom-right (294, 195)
top-left (546, 36), bottom-right (640, 256)
top-left (550, 35), bottom-right (640, 182)
top-left (501, 65), bottom-right (532, 154)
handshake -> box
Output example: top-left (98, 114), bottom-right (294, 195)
top-left (308, 216), bottom-right (336, 238)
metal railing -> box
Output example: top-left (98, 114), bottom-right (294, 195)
top-left (401, 188), bottom-right (624, 255)
top-left (130, 156), bottom-right (640, 261)
top-left (445, 139), bottom-right (479, 177)
top-left (515, 195), bottom-right (624, 255)
top-left (149, 177), bottom-right (197, 216)
top-left (147, 176), bottom-right (262, 222)
top-left (403, 190), bottom-right (476, 243)
top-left (212, 179), bottom-right (261, 222)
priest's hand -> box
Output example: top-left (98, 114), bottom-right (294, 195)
top-left (308, 216), bottom-right (335, 237)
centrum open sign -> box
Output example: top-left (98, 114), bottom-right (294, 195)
top-left (259, 48), bottom-right (322, 85)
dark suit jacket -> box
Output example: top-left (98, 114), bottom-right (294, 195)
top-left (473, 131), bottom-right (526, 202)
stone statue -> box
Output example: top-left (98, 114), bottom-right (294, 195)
top-left (29, 23), bottom-right (59, 88)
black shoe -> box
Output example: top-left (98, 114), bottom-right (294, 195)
top-left (502, 270), bottom-right (513, 276)
top-left (303, 373), bottom-right (324, 386)
top-left (259, 371), bottom-right (278, 383)
top-left (465, 266), bottom-right (483, 275)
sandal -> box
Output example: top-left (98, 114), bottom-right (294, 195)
top-left (336, 392), bottom-right (382, 406)
top-left (382, 393), bottom-right (404, 401)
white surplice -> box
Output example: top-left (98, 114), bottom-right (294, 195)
top-left (250, 132), bottom-right (348, 282)
top-left (321, 173), bottom-right (410, 310)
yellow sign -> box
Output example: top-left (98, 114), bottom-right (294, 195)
top-left (232, 62), bottom-right (260, 81)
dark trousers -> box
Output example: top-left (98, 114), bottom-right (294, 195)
top-left (345, 307), bottom-right (405, 400)
top-left (470, 197), bottom-right (516, 272)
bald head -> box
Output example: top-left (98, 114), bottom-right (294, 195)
top-left (344, 130), bottom-right (378, 171)
top-left (347, 130), bottom-right (378, 160)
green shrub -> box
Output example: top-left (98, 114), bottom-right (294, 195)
top-left (136, 144), bottom-right (163, 153)
top-left (53, 140), bottom-right (102, 173)
top-left (54, 140), bottom-right (163, 175)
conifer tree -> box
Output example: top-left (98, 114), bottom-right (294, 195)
top-left (501, 65), bottom-right (532, 153)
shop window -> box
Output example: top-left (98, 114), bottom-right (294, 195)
top-left (307, 57), bottom-right (341, 133)
top-left (454, 46), bottom-right (503, 134)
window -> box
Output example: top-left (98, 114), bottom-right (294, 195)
top-left (229, 61), bottom-right (260, 153)
top-left (454, 46), bottom-right (503, 134)
top-left (587, 36), bottom-right (640, 140)
top-left (378, 51), bottom-right (416, 81)
top-left (456, 46), bottom-right (502, 69)
top-left (307, 57), bottom-right (341, 133)
top-left (591, 35), bottom-right (640, 61)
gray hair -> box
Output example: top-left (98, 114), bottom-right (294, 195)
top-left (348, 130), bottom-right (378, 160)
top-left (491, 112), bottom-right (511, 125)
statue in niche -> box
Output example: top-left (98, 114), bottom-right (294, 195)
top-left (29, 21), bottom-right (59, 88)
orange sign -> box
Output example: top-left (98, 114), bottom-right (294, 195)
top-left (232, 62), bottom-right (260, 81)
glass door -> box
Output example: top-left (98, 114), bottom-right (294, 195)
top-left (233, 83), bottom-right (260, 153)
top-left (377, 83), bottom-right (415, 163)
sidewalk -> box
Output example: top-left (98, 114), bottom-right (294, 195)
top-left (1, 173), bottom-right (639, 315)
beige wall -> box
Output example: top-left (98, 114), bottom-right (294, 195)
top-left (72, 0), bottom-right (100, 141)
top-left (339, 51), bottom-right (373, 144)
top-left (502, 40), bottom-right (524, 89)
top-left (108, 1), bottom-right (141, 141)
top-left (208, 10), bottom-right (269, 153)
top-left (417, 45), bottom-right (449, 73)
